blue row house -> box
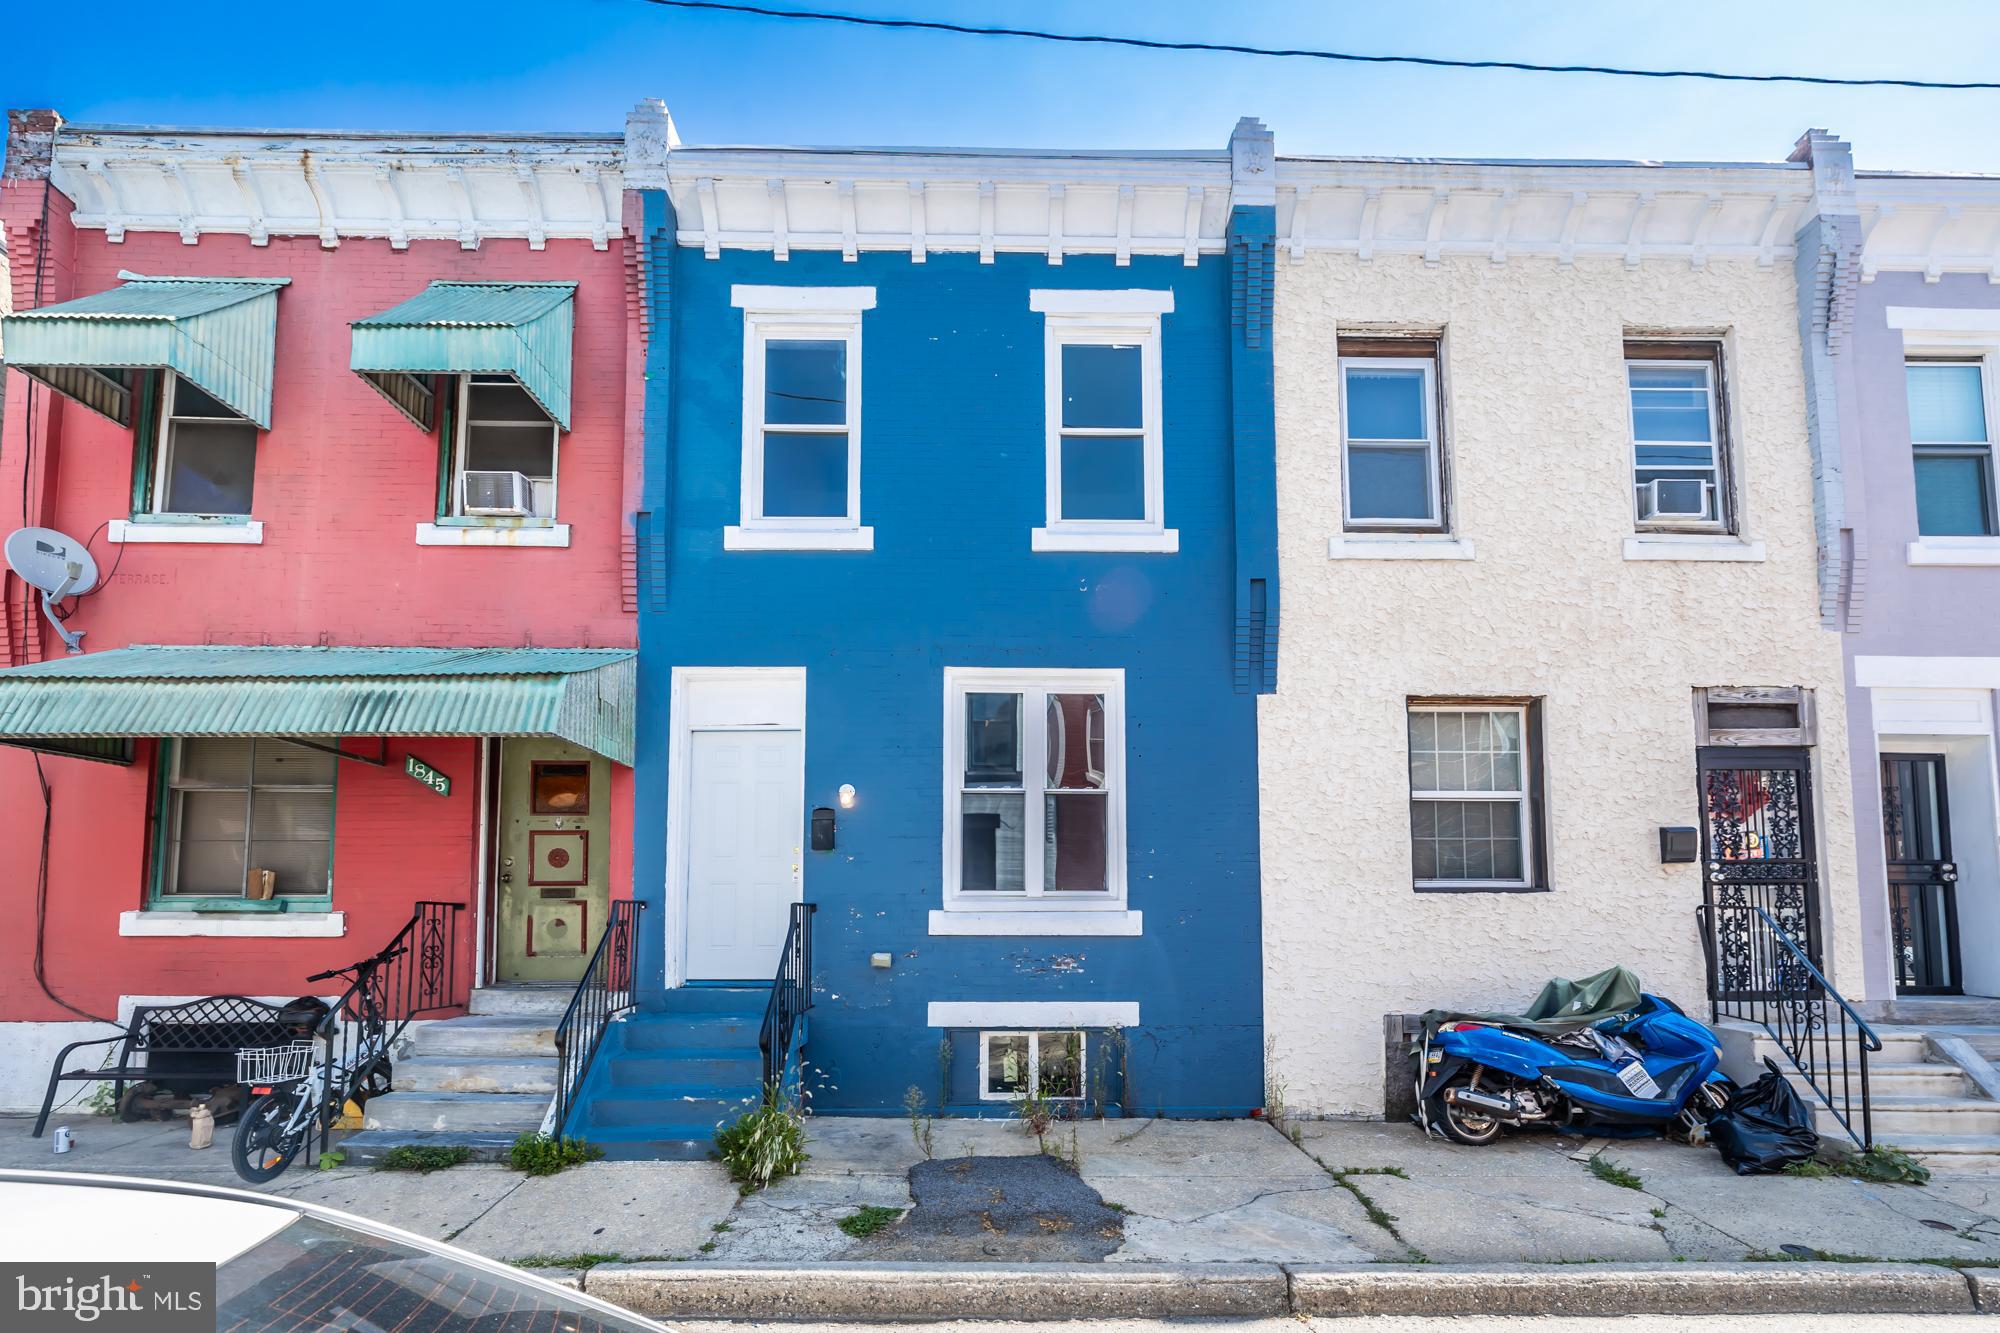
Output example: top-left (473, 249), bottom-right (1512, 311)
top-left (561, 106), bottom-right (1281, 1142)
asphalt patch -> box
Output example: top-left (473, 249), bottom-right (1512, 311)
top-left (852, 1154), bottom-right (1124, 1262)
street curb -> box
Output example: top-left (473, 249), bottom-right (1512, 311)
top-left (583, 1261), bottom-right (1289, 1320)
top-left (1286, 1262), bottom-right (1977, 1318)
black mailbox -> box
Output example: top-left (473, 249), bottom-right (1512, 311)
top-left (1659, 826), bottom-right (1699, 864)
top-left (811, 806), bottom-right (836, 852)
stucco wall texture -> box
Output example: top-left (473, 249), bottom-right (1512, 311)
top-left (1261, 250), bottom-right (1859, 1117)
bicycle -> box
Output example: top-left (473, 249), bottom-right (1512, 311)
top-left (231, 942), bottom-right (405, 1183)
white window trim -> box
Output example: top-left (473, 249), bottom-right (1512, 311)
top-left (1626, 355), bottom-right (1729, 534)
top-left (119, 910), bottom-right (345, 938)
top-left (928, 909), bottom-right (1143, 937)
top-left (415, 522), bottom-right (571, 548)
top-left (1903, 352), bottom-right (1999, 542)
top-left (1907, 535), bottom-right (2000, 566)
top-left (1340, 355), bottom-right (1443, 532)
top-left (978, 1030), bottom-right (1086, 1102)
top-left (1036, 295), bottom-right (1174, 552)
top-left (1327, 535), bottom-right (1474, 561)
top-left (109, 519), bottom-right (263, 545)
top-left (151, 371), bottom-right (259, 521)
top-left (941, 667), bottom-right (1127, 914)
top-left (449, 375), bottom-right (562, 524)
top-left (1623, 534), bottom-right (1766, 562)
top-left (732, 288), bottom-right (875, 544)
top-left (1409, 702), bottom-right (1534, 891)
top-left (928, 1000), bottom-right (1139, 1028)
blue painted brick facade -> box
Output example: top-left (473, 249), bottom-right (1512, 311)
top-left (634, 190), bottom-right (1267, 1116)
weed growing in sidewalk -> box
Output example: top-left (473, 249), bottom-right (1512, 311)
top-left (509, 1134), bottom-right (603, 1176)
top-left (507, 1253), bottom-right (638, 1270)
top-left (715, 1081), bottom-right (808, 1191)
top-left (317, 1150), bottom-right (346, 1171)
top-left (837, 1205), bottom-right (905, 1239)
top-left (376, 1145), bottom-right (472, 1173)
top-left (1310, 1155), bottom-right (1424, 1261)
top-left (904, 1085), bottom-right (936, 1160)
top-left (1586, 1155), bottom-right (1644, 1191)
top-left (1782, 1144), bottom-right (1931, 1186)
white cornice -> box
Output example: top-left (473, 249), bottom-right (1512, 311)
top-left (50, 127), bottom-right (624, 251)
top-left (1853, 177), bottom-right (2000, 283)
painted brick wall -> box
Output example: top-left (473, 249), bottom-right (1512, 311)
top-left (0, 225), bottom-right (637, 1023)
top-left (635, 235), bottom-right (1266, 1117)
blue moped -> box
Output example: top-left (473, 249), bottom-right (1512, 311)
top-left (1415, 994), bottom-right (1734, 1145)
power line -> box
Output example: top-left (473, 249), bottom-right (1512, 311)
top-left (634, 0), bottom-right (2000, 91)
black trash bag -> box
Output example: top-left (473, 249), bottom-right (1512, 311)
top-left (1709, 1058), bottom-right (1821, 1175)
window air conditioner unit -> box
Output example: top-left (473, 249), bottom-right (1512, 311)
top-left (1636, 477), bottom-right (1711, 523)
top-left (460, 470), bottom-right (535, 517)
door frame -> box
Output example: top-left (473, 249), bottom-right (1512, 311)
top-left (1881, 751), bottom-right (1964, 996)
top-left (664, 667), bottom-right (807, 989)
top-left (1698, 745), bottom-right (1824, 997)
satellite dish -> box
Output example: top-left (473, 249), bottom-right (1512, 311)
top-left (4, 526), bottom-right (98, 654)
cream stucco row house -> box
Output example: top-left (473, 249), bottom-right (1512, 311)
top-left (1248, 125), bottom-right (2000, 1166)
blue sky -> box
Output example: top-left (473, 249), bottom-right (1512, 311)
top-left (6, 1), bottom-right (1999, 172)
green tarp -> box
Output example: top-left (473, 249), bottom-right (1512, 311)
top-left (1421, 966), bottom-right (1646, 1036)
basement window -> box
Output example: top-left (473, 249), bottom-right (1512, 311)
top-left (980, 1031), bottom-right (1085, 1101)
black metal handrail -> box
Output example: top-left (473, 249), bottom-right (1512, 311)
top-left (760, 902), bottom-right (816, 1091)
top-left (550, 899), bottom-right (644, 1138)
top-left (1698, 902), bottom-right (1880, 1148)
top-left (314, 900), bottom-right (464, 1154)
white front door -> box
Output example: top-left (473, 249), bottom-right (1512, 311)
top-left (684, 729), bottom-right (804, 981)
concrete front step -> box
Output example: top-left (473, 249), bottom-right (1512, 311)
top-left (1815, 1095), bottom-right (2000, 1139)
top-left (584, 1091), bottom-right (757, 1131)
top-left (337, 1129), bottom-right (523, 1165)
top-left (584, 1129), bottom-right (716, 1162)
top-left (412, 1015), bottom-right (560, 1058)
top-left (1931, 1026), bottom-right (2000, 1062)
top-left (395, 1054), bottom-right (558, 1096)
top-left (468, 986), bottom-right (572, 1018)
top-left (1886, 1132), bottom-right (2000, 1175)
top-left (364, 1090), bottom-right (548, 1134)
top-left (1870, 997), bottom-right (2000, 1027)
top-left (606, 1053), bottom-right (762, 1088)
top-left (621, 1017), bottom-right (761, 1052)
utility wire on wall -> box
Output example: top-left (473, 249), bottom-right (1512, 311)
top-left (634, 0), bottom-right (2000, 91)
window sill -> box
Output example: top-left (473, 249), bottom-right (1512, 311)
top-left (1908, 536), bottom-right (2000, 567)
top-left (1327, 535), bottom-right (1474, 561)
top-left (724, 526), bottom-right (875, 552)
top-left (416, 523), bottom-right (570, 548)
top-left (109, 520), bottom-right (263, 545)
top-left (928, 909), bottom-right (1143, 937)
top-left (1031, 528), bottom-right (1179, 554)
top-left (1623, 535), bottom-right (1767, 563)
top-left (119, 910), bottom-right (346, 938)
top-left (1414, 883), bottom-right (1548, 895)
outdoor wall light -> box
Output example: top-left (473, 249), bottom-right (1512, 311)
top-left (811, 807), bottom-right (837, 852)
top-left (1659, 826), bottom-right (1699, 864)
top-left (838, 783), bottom-right (857, 809)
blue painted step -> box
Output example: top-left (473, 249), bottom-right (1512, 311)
top-left (566, 988), bottom-right (770, 1161)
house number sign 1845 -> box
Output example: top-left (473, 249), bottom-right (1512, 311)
top-left (405, 755), bottom-right (451, 797)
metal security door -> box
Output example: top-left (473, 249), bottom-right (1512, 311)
top-left (1881, 753), bottom-right (1962, 996)
top-left (1700, 747), bottom-right (1822, 998)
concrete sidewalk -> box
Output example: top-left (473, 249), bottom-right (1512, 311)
top-left (11, 1110), bottom-right (2000, 1317)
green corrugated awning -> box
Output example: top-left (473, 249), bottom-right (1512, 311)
top-left (0, 272), bottom-right (289, 428)
top-left (350, 282), bottom-right (577, 431)
top-left (0, 645), bottom-right (635, 765)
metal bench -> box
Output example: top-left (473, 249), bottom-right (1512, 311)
top-left (32, 996), bottom-right (307, 1137)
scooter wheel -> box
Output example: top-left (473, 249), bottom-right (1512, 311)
top-left (1428, 1070), bottom-right (1506, 1146)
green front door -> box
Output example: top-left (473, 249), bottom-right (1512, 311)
top-left (495, 739), bottom-right (610, 984)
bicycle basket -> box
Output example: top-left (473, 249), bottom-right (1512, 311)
top-left (236, 1042), bottom-right (315, 1085)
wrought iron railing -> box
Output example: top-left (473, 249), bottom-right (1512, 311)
top-left (1698, 902), bottom-right (1878, 1148)
top-left (549, 899), bottom-right (644, 1138)
top-left (760, 902), bottom-right (816, 1091)
top-left (314, 900), bottom-right (465, 1153)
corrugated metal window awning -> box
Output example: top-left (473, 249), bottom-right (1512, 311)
top-left (0, 646), bottom-right (636, 766)
top-left (0, 273), bottom-right (289, 428)
top-left (350, 282), bottom-right (577, 431)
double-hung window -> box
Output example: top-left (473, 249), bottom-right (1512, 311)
top-left (148, 372), bottom-right (258, 518)
top-left (1339, 339), bottom-right (1444, 531)
top-left (449, 375), bottom-right (561, 521)
top-left (155, 738), bottom-right (336, 907)
top-left (728, 286), bottom-right (875, 551)
top-left (1626, 343), bottom-right (1730, 531)
top-left (1031, 291), bottom-right (1175, 553)
top-left (1906, 359), bottom-right (1997, 537)
top-left (1407, 701), bottom-right (1544, 891)
top-left (944, 669), bottom-right (1125, 911)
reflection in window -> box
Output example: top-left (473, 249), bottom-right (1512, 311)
top-left (980, 1030), bottom-right (1085, 1100)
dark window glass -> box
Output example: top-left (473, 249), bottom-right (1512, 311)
top-left (1916, 455), bottom-right (1995, 536)
top-left (1058, 437), bottom-right (1146, 520)
top-left (765, 340), bottom-right (847, 426)
top-left (163, 420), bottom-right (257, 515)
top-left (762, 432), bottom-right (849, 517)
top-left (1347, 446), bottom-right (1432, 521)
top-left (964, 694), bottom-right (1022, 786)
top-left (1059, 344), bottom-right (1142, 429)
top-left (532, 762), bottom-right (591, 814)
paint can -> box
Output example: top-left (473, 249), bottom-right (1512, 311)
top-left (52, 1126), bottom-right (73, 1154)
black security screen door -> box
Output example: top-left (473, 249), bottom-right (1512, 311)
top-left (1700, 747), bottom-right (1822, 998)
top-left (1882, 753), bottom-right (1962, 996)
